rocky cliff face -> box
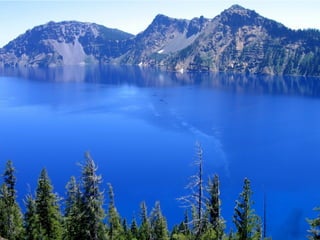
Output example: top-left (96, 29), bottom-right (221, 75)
top-left (118, 14), bottom-right (209, 65)
top-left (0, 21), bottom-right (133, 67)
top-left (155, 5), bottom-right (320, 76)
top-left (1, 5), bottom-right (320, 76)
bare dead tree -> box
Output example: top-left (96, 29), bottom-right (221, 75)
top-left (177, 142), bottom-right (206, 237)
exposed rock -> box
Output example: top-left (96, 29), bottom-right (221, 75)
top-left (1, 5), bottom-right (320, 76)
top-left (0, 21), bottom-right (133, 67)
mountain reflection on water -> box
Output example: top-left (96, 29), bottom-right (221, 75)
top-left (1, 65), bottom-right (320, 97)
top-left (1, 65), bottom-right (320, 240)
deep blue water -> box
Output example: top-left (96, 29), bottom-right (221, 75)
top-left (1, 66), bottom-right (320, 239)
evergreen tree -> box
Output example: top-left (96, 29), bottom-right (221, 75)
top-left (107, 183), bottom-right (125, 240)
top-left (79, 152), bottom-right (106, 240)
top-left (0, 160), bottom-right (24, 240)
top-left (35, 168), bottom-right (63, 240)
top-left (174, 210), bottom-right (191, 238)
top-left (206, 174), bottom-right (225, 240)
top-left (233, 178), bottom-right (261, 240)
top-left (64, 176), bottom-right (82, 240)
top-left (130, 216), bottom-right (139, 240)
top-left (307, 207), bottom-right (320, 239)
top-left (24, 194), bottom-right (41, 240)
top-left (171, 214), bottom-right (191, 240)
top-left (139, 201), bottom-right (151, 240)
top-left (122, 218), bottom-right (130, 239)
top-left (149, 201), bottom-right (169, 240)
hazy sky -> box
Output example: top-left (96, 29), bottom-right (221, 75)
top-left (0, 0), bottom-right (319, 47)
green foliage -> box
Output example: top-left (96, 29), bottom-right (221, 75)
top-left (107, 183), bottom-right (125, 240)
top-left (170, 233), bottom-right (191, 240)
top-left (5, 146), bottom-right (320, 240)
top-left (64, 176), bottom-right (82, 240)
top-left (35, 168), bottom-right (63, 240)
top-left (150, 201), bottom-right (169, 240)
top-left (233, 178), bottom-right (261, 240)
top-left (79, 152), bottom-right (106, 240)
top-left (206, 174), bottom-right (225, 240)
top-left (24, 194), bottom-right (41, 240)
top-left (139, 201), bottom-right (151, 240)
top-left (0, 160), bottom-right (24, 240)
top-left (130, 217), bottom-right (139, 239)
top-left (307, 207), bottom-right (320, 239)
top-left (173, 211), bottom-right (192, 238)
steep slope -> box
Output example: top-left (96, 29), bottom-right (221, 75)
top-left (165, 5), bottom-right (320, 76)
top-left (0, 21), bottom-right (133, 67)
top-left (118, 14), bottom-right (209, 65)
top-left (0, 5), bottom-right (320, 76)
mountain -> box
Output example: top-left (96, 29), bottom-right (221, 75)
top-left (1, 5), bottom-right (320, 76)
top-left (117, 14), bottom-right (209, 65)
top-left (0, 21), bottom-right (133, 67)
top-left (131, 4), bottom-right (320, 76)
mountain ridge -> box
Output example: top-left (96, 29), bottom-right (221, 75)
top-left (1, 5), bottom-right (320, 76)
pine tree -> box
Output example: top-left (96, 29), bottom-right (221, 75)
top-left (35, 168), bottom-right (63, 240)
top-left (24, 194), bottom-right (41, 240)
top-left (64, 176), bottom-right (82, 240)
top-left (130, 216), bottom-right (139, 239)
top-left (79, 151), bottom-right (106, 240)
top-left (206, 174), bottom-right (225, 240)
top-left (107, 183), bottom-right (125, 240)
top-left (0, 160), bottom-right (24, 240)
top-left (122, 218), bottom-right (130, 239)
top-left (139, 201), bottom-right (151, 240)
top-left (307, 207), bottom-right (320, 239)
top-left (149, 201), bottom-right (169, 240)
top-left (233, 178), bottom-right (261, 240)
top-left (171, 216), bottom-right (191, 240)
top-left (176, 210), bottom-right (191, 237)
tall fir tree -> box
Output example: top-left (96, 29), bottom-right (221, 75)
top-left (233, 178), bottom-right (261, 240)
top-left (206, 174), bottom-right (225, 240)
top-left (130, 216), bottom-right (139, 240)
top-left (64, 176), bottom-right (82, 240)
top-left (149, 201), bottom-right (169, 240)
top-left (307, 207), bottom-right (320, 240)
top-left (0, 160), bottom-right (24, 240)
top-left (35, 168), bottom-right (63, 240)
top-left (107, 183), bottom-right (125, 240)
top-left (139, 201), bottom-right (151, 240)
top-left (79, 152), bottom-right (106, 240)
top-left (24, 194), bottom-right (41, 240)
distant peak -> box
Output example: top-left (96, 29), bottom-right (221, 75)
top-left (154, 14), bottom-right (171, 21)
top-left (229, 4), bottom-right (246, 11)
top-left (150, 14), bottom-right (180, 27)
top-left (223, 4), bottom-right (252, 15)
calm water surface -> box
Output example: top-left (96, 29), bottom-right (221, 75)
top-left (1, 66), bottom-right (320, 239)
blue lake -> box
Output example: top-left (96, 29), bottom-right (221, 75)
top-left (1, 65), bottom-right (320, 239)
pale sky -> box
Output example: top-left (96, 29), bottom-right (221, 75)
top-left (0, 0), bottom-right (319, 48)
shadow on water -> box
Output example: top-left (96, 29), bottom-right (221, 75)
top-left (1, 65), bottom-right (320, 97)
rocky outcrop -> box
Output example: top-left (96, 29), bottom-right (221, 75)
top-left (117, 14), bottom-right (209, 66)
top-left (154, 5), bottom-right (320, 76)
top-left (0, 21), bottom-right (133, 67)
